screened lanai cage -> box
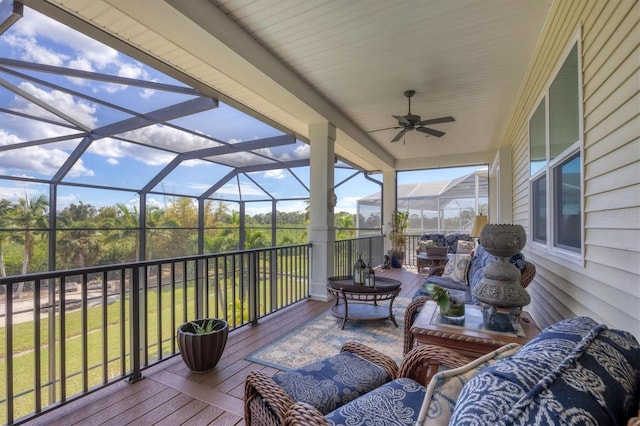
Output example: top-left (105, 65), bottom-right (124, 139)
top-left (357, 168), bottom-right (488, 236)
top-left (0, 5), bottom-right (379, 275)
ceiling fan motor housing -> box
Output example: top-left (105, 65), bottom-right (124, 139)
top-left (401, 114), bottom-right (421, 127)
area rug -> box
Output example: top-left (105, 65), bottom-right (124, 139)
top-left (246, 297), bottom-right (409, 370)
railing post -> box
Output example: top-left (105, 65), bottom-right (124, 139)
top-left (196, 258), bottom-right (205, 319)
top-left (48, 278), bottom-right (57, 405)
top-left (126, 266), bottom-right (143, 383)
top-left (249, 251), bottom-right (258, 325)
top-left (272, 249), bottom-right (278, 312)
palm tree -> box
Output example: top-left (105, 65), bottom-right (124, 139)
top-left (56, 203), bottom-right (102, 268)
top-left (12, 195), bottom-right (49, 298)
top-left (0, 198), bottom-right (14, 278)
top-left (114, 203), bottom-right (140, 261)
top-left (335, 212), bottom-right (355, 240)
top-left (146, 207), bottom-right (179, 260)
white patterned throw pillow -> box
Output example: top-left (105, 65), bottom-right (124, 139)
top-left (441, 253), bottom-right (471, 284)
top-left (414, 343), bottom-right (521, 426)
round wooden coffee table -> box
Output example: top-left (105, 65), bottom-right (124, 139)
top-left (327, 276), bottom-right (402, 329)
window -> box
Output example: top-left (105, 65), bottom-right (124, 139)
top-left (529, 40), bottom-right (582, 256)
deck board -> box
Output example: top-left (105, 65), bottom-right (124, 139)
top-left (24, 266), bottom-right (426, 426)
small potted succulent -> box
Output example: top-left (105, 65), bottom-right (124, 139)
top-left (177, 318), bottom-right (229, 373)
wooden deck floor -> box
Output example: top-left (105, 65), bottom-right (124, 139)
top-left (25, 266), bottom-right (425, 426)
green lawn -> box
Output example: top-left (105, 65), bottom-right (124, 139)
top-left (0, 269), bottom-right (308, 422)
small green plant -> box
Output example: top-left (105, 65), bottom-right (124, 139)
top-left (389, 209), bottom-right (409, 256)
top-left (432, 285), bottom-right (450, 314)
top-left (188, 319), bottom-right (224, 334)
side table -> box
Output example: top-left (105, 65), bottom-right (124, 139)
top-left (416, 253), bottom-right (449, 272)
top-left (327, 276), bottom-right (401, 329)
top-left (410, 300), bottom-right (539, 358)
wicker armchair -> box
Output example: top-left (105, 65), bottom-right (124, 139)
top-left (244, 341), bottom-right (398, 426)
top-left (284, 344), bottom-right (472, 425)
top-left (403, 260), bottom-right (536, 355)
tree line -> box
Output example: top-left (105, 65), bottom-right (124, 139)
top-left (0, 195), bottom-right (360, 278)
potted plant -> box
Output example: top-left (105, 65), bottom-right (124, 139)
top-left (177, 318), bottom-right (229, 373)
top-left (389, 209), bottom-right (409, 268)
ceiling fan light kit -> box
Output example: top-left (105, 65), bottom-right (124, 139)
top-left (369, 90), bottom-right (455, 143)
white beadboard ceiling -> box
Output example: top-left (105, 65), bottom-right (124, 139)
top-left (37, 0), bottom-right (553, 172)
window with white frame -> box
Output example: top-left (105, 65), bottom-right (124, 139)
top-left (529, 41), bottom-right (582, 255)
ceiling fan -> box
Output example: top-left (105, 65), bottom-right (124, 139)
top-left (369, 90), bottom-right (455, 143)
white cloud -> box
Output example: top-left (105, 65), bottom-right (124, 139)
top-left (264, 169), bottom-right (285, 179)
top-left (294, 143), bottom-right (310, 158)
top-left (0, 129), bottom-right (92, 177)
top-left (14, 82), bottom-right (97, 130)
top-left (120, 124), bottom-right (215, 153)
top-left (4, 33), bottom-right (68, 65)
top-left (88, 137), bottom-right (175, 167)
top-left (106, 158), bottom-right (119, 165)
top-left (215, 182), bottom-right (265, 197)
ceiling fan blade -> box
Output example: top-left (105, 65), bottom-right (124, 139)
top-left (419, 116), bottom-right (455, 126)
top-left (393, 115), bottom-right (411, 126)
top-left (417, 126), bottom-right (445, 137)
top-left (391, 129), bottom-right (406, 143)
top-left (367, 126), bottom-right (402, 133)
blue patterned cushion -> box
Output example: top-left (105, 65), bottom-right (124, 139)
top-left (272, 351), bottom-right (391, 414)
top-left (324, 378), bottom-right (426, 425)
top-left (450, 317), bottom-right (640, 425)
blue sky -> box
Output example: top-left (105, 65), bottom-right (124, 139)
top-left (0, 5), bottom-right (482, 216)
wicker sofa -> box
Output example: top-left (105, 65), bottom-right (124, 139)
top-left (244, 342), bottom-right (470, 425)
top-left (284, 317), bottom-right (640, 426)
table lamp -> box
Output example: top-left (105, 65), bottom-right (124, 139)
top-left (470, 213), bottom-right (488, 246)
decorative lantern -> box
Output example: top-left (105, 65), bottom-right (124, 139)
top-left (364, 262), bottom-right (375, 287)
top-left (353, 253), bottom-right (366, 284)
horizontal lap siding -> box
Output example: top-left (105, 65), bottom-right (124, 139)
top-left (506, 0), bottom-right (640, 339)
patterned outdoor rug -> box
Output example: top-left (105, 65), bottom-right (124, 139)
top-left (246, 297), bottom-right (409, 370)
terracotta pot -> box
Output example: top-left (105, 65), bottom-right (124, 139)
top-left (177, 318), bottom-right (228, 373)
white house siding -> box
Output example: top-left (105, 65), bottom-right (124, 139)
top-left (504, 0), bottom-right (640, 340)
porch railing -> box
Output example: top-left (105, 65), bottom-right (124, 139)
top-left (0, 244), bottom-right (310, 425)
top-left (333, 235), bottom-right (385, 276)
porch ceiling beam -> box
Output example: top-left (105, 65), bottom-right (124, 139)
top-left (200, 158), bottom-right (310, 200)
top-left (0, 58), bottom-right (200, 95)
top-left (1, 65), bottom-right (230, 150)
top-left (0, 75), bottom-right (89, 130)
top-left (0, 133), bottom-right (87, 152)
top-left (0, 106), bottom-right (82, 131)
top-left (183, 135), bottom-right (296, 160)
top-left (235, 158), bottom-right (309, 174)
top-left (141, 135), bottom-right (295, 193)
top-left (52, 136), bottom-right (93, 183)
top-left (91, 96), bottom-right (218, 138)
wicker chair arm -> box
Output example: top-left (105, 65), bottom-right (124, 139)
top-left (397, 344), bottom-right (472, 385)
top-left (403, 296), bottom-right (429, 355)
top-left (427, 266), bottom-right (446, 277)
top-left (340, 341), bottom-right (399, 379)
top-left (285, 402), bottom-right (330, 425)
top-left (519, 261), bottom-right (535, 289)
top-left (244, 370), bottom-right (295, 425)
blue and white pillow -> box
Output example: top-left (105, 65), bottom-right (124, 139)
top-left (450, 317), bottom-right (640, 425)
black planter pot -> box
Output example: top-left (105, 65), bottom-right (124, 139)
top-left (177, 318), bottom-right (229, 373)
top-left (390, 253), bottom-right (405, 268)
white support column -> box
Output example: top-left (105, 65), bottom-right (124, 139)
top-left (382, 169), bottom-right (397, 255)
top-left (308, 122), bottom-right (336, 301)
top-left (490, 147), bottom-right (513, 223)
